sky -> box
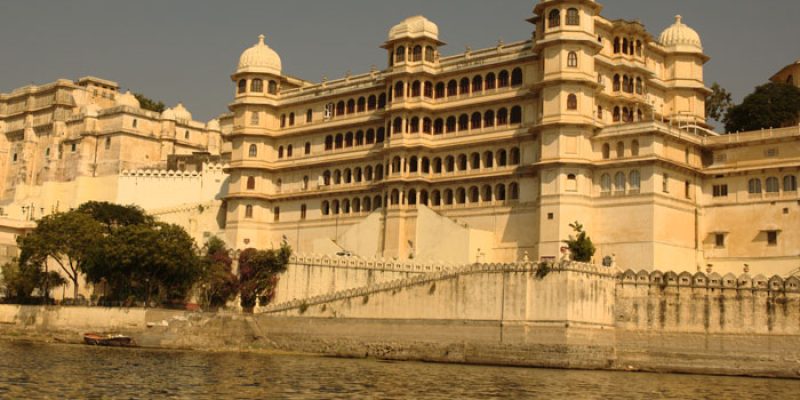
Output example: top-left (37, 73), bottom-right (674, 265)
top-left (1, 0), bottom-right (798, 122)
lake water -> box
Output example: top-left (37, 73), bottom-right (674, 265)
top-left (0, 341), bottom-right (798, 399)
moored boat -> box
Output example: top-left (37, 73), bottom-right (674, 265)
top-left (83, 333), bottom-right (136, 347)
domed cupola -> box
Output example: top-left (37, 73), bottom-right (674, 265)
top-left (237, 34), bottom-right (282, 75)
top-left (659, 15), bottom-right (703, 53)
top-left (388, 16), bottom-right (441, 43)
top-left (172, 103), bottom-right (192, 121)
top-left (115, 90), bottom-right (141, 108)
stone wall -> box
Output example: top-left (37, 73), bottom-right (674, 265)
top-left (117, 163), bottom-right (228, 211)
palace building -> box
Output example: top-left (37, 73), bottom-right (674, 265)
top-left (0, 0), bottom-right (798, 279)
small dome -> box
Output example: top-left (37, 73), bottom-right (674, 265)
top-left (116, 91), bottom-right (140, 108)
top-left (388, 15), bottom-right (439, 42)
top-left (206, 119), bottom-right (220, 131)
top-left (659, 15), bottom-right (703, 53)
top-left (237, 34), bottom-right (282, 75)
top-left (172, 103), bottom-right (192, 121)
top-left (161, 107), bottom-right (176, 121)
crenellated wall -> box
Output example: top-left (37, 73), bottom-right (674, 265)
top-left (117, 163), bottom-right (228, 211)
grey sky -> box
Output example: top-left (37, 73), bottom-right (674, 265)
top-left (1, 0), bottom-right (798, 122)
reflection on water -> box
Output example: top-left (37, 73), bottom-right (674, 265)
top-left (0, 341), bottom-right (798, 399)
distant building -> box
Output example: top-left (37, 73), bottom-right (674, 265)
top-left (771, 59), bottom-right (800, 87)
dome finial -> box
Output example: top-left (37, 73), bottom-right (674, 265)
top-left (675, 15), bottom-right (682, 24)
top-left (257, 34), bottom-right (265, 45)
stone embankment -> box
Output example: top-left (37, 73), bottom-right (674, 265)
top-left (2, 257), bottom-right (800, 378)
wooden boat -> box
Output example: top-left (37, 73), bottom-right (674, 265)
top-left (83, 332), bottom-right (136, 347)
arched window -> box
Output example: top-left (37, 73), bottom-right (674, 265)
top-left (446, 116), bottom-right (457, 133)
top-left (335, 134), bottom-right (343, 149)
top-left (636, 40), bottom-right (642, 56)
top-left (616, 142), bottom-right (624, 158)
top-left (375, 164), bottom-right (384, 180)
top-left (748, 178), bottom-right (762, 194)
top-left (409, 156), bottom-right (419, 173)
top-left (355, 131), bottom-right (364, 146)
top-left (332, 200), bottom-right (340, 214)
top-left (333, 170), bottom-right (342, 185)
top-left (305, 142), bottom-right (311, 155)
top-left (566, 8), bottom-right (580, 26)
top-left (566, 174), bottom-right (577, 192)
top-left (509, 183), bottom-right (520, 200)
top-left (471, 112), bottom-right (482, 130)
top-left (322, 201), bottom-right (330, 216)
top-left (784, 175), bottom-right (798, 192)
top-left (614, 172), bottom-right (626, 193)
top-left (425, 46), bottom-right (435, 62)
top-left (345, 132), bottom-right (354, 147)
top-left (459, 78), bottom-right (470, 95)
top-left (336, 101), bottom-right (345, 116)
top-left (597, 105), bottom-right (603, 119)
top-left (447, 80), bottom-right (458, 96)
top-left (394, 81), bottom-right (404, 98)
top-left (346, 99), bottom-right (355, 114)
top-left (469, 187), bottom-right (480, 203)
top-left (421, 157), bottom-right (430, 173)
top-left (510, 147), bottom-right (520, 165)
top-left (245, 205), bottom-right (253, 219)
top-left (472, 75), bottom-right (483, 93)
top-left (457, 154), bottom-right (467, 171)
top-left (613, 37), bottom-right (620, 54)
top-left (445, 156), bottom-right (455, 173)
top-left (622, 38), bottom-right (629, 54)
top-left (246, 176), bottom-right (255, 190)
top-left (276, 179), bottom-right (282, 192)
top-left (471, 153), bottom-right (481, 170)
top-left (356, 97), bottom-right (366, 113)
top-left (435, 83), bottom-right (445, 99)
top-left (410, 117), bottom-right (420, 133)
top-left (378, 93), bottom-right (387, 109)
top-left (635, 77), bottom-right (643, 94)
top-left (411, 81), bottom-right (421, 97)
top-left (434, 119), bottom-right (444, 134)
top-left (495, 184), bottom-right (506, 201)
top-left (288, 113), bottom-right (295, 126)
top-left (484, 110), bottom-right (495, 128)
top-left (498, 70), bottom-right (509, 88)
top-left (237, 79), bottom-right (247, 94)
top-left (458, 114), bottom-right (469, 131)
top-left (485, 73), bottom-right (496, 90)
top-left (510, 106), bottom-right (522, 124)
top-left (344, 169), bottom-right (352, 184)
top-left (629, 170), bottom-right (641, 192)
top-left (548, 9), bottom-right (561, 28)
top-left (432, 190), bottom-right (441, 207)
top-left (511, 68), bottom-right (523, 86)
top-left (395, 46), bottom-right (406, 63)
top-left (323, 170), bottom-right (331, 186)
top-left (391, 190), bottom-right (400, 206)
top-left (248, 144), bottom-right (258, 158)
top-left (278, 146), bottom-right (284, 159)
top-left (567, 94), bottom-right (578, 110)
top-left (325, 136), bottom-right (333, 151)
top-left (302, 176), bottom-right (309, 190)
top-left (602, 143), bottom-right (610, 159)
top-left (412, 45), bottom-right (422, 62)
top-left (600, 174), bottom-right (611, 193)
top-left (376, 127), bottom-right (385, 143)
top-left (631, 140), bottom-right (640, 156)
top-left (251, 79), bottom-right (263, 92)
top-left (567, 51), bottom-right (578, 68)
top-left (367, 95), bottom-right (377, 111)
top-left (366, 129), bottom-right (375, 144)
top-left (497, 149), bottom-right (507, 166)
top-left (766, 177), bottom-right (780, 193)
top-left (393, 117), bottom-right (404, 135)
top-left (613, 107), bottom-right (621, 122)
top-left (422, 118), bottom-right (432, 134)
top-left (456, 188), bottom-right (466, 204)
top-left (483, 151), bottom-right (494, 168)
top-left (444, 189), bottom-right (454, 205)
top-left (433, 158), bottom-right (442, 174)
top-left (374, 195), bottom-right (382, 210)
top-left (365, 166), bottom-right (373, 181)
top-left (408, 189), bottom-right (417, 205)
top-left (363, 197), bottom-right (372, 212)
top-left (613, 74), bottom-right (621, 92)
top-left (306, 109), bottom-right (313, 123)
top-left (286, 145), bottom-right (293, 158)
top-left (497, 108), bottom-right (508, 125)
top-left (424, 81), bottom-right (433, 98)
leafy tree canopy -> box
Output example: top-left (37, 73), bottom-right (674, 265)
top-left (238, 242), bottom-right (292, 312)
top-left (0, 261), bottom-right (65, 302)
top-left (197, 236), bottom-right (238, 309)
top-left (725, 83), bottom-right (800, 133)
top-left (563, 221), bottom-right (596, 263)
top-left (133, 93), bottom-right (166, 113)
top-left (705, 82), bottom-right (735, 126)
top-left (77, 201), bottom-right (153, 233)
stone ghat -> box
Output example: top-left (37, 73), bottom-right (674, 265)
top-left (619, 269), bottom-right (800, 292)
top-left (263, 260), bottom-right (613, 313)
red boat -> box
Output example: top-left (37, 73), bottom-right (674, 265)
top-left (83, 333), bottom-right (136, 347)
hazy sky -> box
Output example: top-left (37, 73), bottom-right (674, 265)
top-left (1, 0), bottom-right (798, 121)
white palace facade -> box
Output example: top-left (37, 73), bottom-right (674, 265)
top-left (1, 0), bottom-right (798, 277)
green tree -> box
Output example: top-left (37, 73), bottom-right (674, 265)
top-left (705, 82), bottom-right (735, 125)
top-left (563, 221), bottom-right (596, 263)
top-left (133, 93), bottom-right (166, 113)
top-left (19, 211), bottom-right (104, 299)
top-left (88, 222), bottom-right (202, 305)
top-left (725, 83), bottom-right (800, 133)
top-left (1, 260), bottom-right (66, 303)
top-left (238, 242), bottom-right (292, 313)
top-left (198, 236), bottom-right (238, 309)
top-left (77, 201), bottom-right (153, 234)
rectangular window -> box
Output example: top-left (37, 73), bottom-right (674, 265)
top-left (300, 204), bottom-right (307, 220)
top-left (712, 184), bottom-right (728, 197)
top-left (714, 234), bottom-right (725, 248)
top-left (273, 207), bottom-right (280, 222)
top-left (767, 231), bottom-right (778, 246)
top-left (71, 143), bottom-right (77, 152)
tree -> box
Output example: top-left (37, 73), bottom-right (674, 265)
top-left (19, 211), bottom-right (104, 299)
top-left (1, 260), bottom-right (66, 303)
top-left (87, 222), bottom-right (202, 305)
top-left (725, 83), bottom-right (800, 133)
top-left (705, 82), bottom-right (734, 125)
top-left (133, 93), bottom-right (166, 113)
top-left (238, 242), bottom-right (292, 312)
top-left (563, 221), bottom-right (596, 263)
top-left (77, 201), bottom-right (152, 234)
top-left (198, 236), bottom-right (238, 309)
